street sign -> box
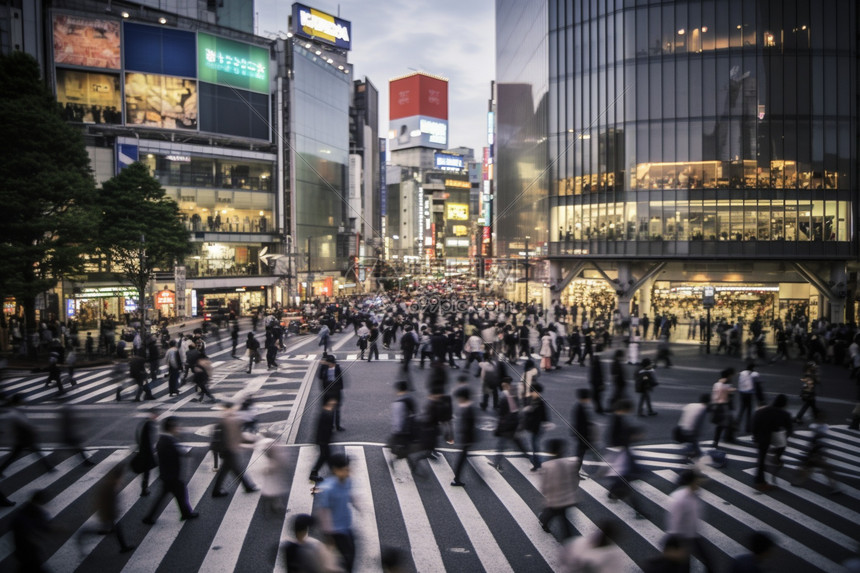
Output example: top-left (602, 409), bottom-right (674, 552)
top-left (703, 286), bottom-right (716, 308)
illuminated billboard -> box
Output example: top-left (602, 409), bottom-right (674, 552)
top-left (198, 33), bottom-right (269, 94)
top-left (292, 3), bottom-right (352, 51)
top-left (53, 14), bottom-right (120, 69)
top-left (389, 73), bottom-right (448, 121)
top-left (435, 152), bottom-right (464, 171)
top-left (447, 203), bottom-right (469, 221)
top-left (125, 73), bottom-right (197, 130)
top-left (56, 69), bottom-right (122, 124)
top-left (389, 115), bottom-right (448, 151)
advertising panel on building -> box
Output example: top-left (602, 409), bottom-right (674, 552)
top-left (389, 72), bottom-right (448, 151)
top-left (389, 115), bottom-right (448, 151)
top-left (56, 69), bottom-right (122, 124)
top-left (291, 3), bottom-right (352, 51)
top-left (124, 72), bottom-right (198, 129)
top-left (53, 14), bottom-right (121, 69)
top-left (123, 23), bottom-right (196, 78)
top-left (198, 33), bottom-right (268, 93)
top-left (435, 152), bottom-right (464, 171)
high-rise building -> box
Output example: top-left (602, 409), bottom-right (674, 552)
top-left (2, 0), bottom-right (363, 320)
top-left (496, 0), bottom-right (857, 322)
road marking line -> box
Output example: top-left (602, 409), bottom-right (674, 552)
top-left (273, 446), bottom-right (316, 573)
top-left (385, 449), bottom-right (446, 573)
top-left (345, 445), bottom-right (382, 572)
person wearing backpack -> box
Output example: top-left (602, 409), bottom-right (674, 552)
top-left (635, 358), bottom-right (659, 417)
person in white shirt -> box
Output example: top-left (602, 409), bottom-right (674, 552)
top-left (677, 393), bottom-right (711, 459)
top-left (736, 361), bottom-right (761, 433)
top-left (666, 470), bottom-right (715, 572)
top-left (558, 521), bottom-right (625, 573)
top-left (711, 368), bottom-right (736, 448)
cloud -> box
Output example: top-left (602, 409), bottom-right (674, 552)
top-left (256, 0), bottom-right (495, 153)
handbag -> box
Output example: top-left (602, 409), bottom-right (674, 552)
top-left (771, 430), bottom-right (787, 448)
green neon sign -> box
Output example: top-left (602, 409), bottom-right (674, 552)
top-left (198, 32), bottom-right (269, 94)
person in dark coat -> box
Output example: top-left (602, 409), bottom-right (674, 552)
top-left (450, 386), bottom-right (476, 487)
top-left (319, 356), bottom-right (345, 431)
top-left (571, 388), bottom-right (595, 469)
top-left (367, 325), bottom-right (380, 362)
top-left (608, 349), bottom-right (627, 408)
top-left (309, 396), bottom-right (337, 482)
top-left (589, 350), bottom-right (606, 414)
top-left (142, 416), bottom-right (198, 524)
top-left (522, 382), bottom-right (549, 470)
top-left (78, 462), bottom-right (135, 553)
top-left (59, 405), bottom-right (95, 466)
top-left (136, 408), bottom-right (159, 496)
top-left (490, 379), bottom-right (529, 470)
top-left (245, 332), bottom-right (260, 374)
top-left (130, 353), bottom-right (154, 401)
top-left (12, 490), bottom-right (53, 572)
top-left (751, 394), bottom-right (793, 491)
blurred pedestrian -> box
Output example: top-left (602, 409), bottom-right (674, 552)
top-left (537, 438), bottom-right (580, 539)
top-left (571, 388), bottom-right (597, 472)
top-left (59, 405), bottom-right (95, 466)
top-left (309, 396), bottom-right (338, 483)
top-left (192, 351), bottom-right (217, 403)
top-left (164, 340), bottom-right (182, 396)
top-left (231, 322), bottom-right (240, 358)
top-left (522, 381), bottom-right (549, 471)
top-left (211, 403), bottom-right (259, 497)
top-left (450, 386), bottom-right (476, 487)
top-left (0, 394), bottom-right (54, 475)
top-left (490, 378), bottom-right (529, 471)
top-left (676, 393), bottom-right (711, 460)
top-left (260, 441), bottom-right (290, 514)
top-left (606, 398), bottom-right (645, 517)
top-left (142, 416), bottom-right (199, 524)
top-left (635, 358), bottom-right (659, 417)
top-left (665, 469), bottom-right (715, 572)
top-left (246, 332), bottom-right (261, 374)
top-left (319, 356), bottom-right (345, 431)
top-left (642, 535), bottom-right (688, 573)
top-left (791, 412), bottom-right (839, 494)
top-left (730, 531), bottom-right (776, 573)
top-left (588, 351), bottom-right (606, 414)
top-left (130, 353), bottom-right (154, 402)
top-left (711, 368), bottom-right (736, 448)
top-left (751, 394), bottom-right (792, 491)
top-left (558, 521), bottom-right (624, 573)
top-left (608, 349), bottom-right (627, 409)
top-left (133, 408), bottom-right (159, 496)
top-left (12, 490), bottom-right (53, 572)
top-left (77, 462), bottom-right (135, 554)
top-left (281, 513), bottom-right (341, 572)
top-left (736, 362), bottom-right (761, 434)
top-left (315, 453), bottom-right (357, 573)
top-left (794, 369), bottom-right (820, 425)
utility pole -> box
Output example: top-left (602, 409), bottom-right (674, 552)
top-left (306, 235), bottom-right (313, 303)
top-left (524, 235), bottom-right (530, 304)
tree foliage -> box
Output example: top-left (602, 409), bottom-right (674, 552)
top-left (97, 162), bottom-right (191, 306)
top-left (0, 51), bottom-right (97, 331)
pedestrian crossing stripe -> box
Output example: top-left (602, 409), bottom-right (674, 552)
top-left (1, 434), bottom-right (858, 572)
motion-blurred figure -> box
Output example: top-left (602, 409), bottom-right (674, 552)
top-left (0, 394), bottom-right (54, 475)
top-left (77, 462), bottom-right (135, 554)
top-left (59, 405), bottom-right (95, 466)
top-left (12, 489), bottom-right (53, 572)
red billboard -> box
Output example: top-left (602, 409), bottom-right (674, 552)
top-left (389, 73), bottom-right (448, 121)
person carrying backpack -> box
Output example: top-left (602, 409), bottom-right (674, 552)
top-left (635, 358), bottom-right (659, 417)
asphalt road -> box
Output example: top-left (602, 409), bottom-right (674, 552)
top-left (0, 329), bottom-right (858, 572)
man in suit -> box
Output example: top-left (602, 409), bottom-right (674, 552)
top-left (142, 416), bottom-right (199, 524)
top-left (309, 396), bottom-right (337, 483)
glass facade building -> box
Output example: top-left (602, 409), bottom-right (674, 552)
top-left (497, 0), bottom-right (857, 262)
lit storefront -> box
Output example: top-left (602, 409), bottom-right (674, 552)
top-left (65, 286), bottom-right (139, 328)
top-left (194, 286), bottom-right (267, 317)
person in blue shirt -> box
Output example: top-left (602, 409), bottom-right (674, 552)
top-left (315, 453), bottom-right (356, 572)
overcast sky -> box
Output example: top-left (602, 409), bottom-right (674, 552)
top-left (255, 0), bottom-right (495, 156)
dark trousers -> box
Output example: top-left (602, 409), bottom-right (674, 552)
top-left (637, 391), bottom-right (654, 415)
top-left (480, 387), bottom-right (499, 410)
top-left (367, 343), bottom-right (379, 361)
top-left (134, 376), bottom-right (154, 401)
top-left (452, 444), bottom-right (472, 482)
top-left (529, 431), bottom-right (542, 468)
top-left (538, 505), bottom-right (573, 539)
top-left (737, 393), bottom-right (754, 432)
top-left (331, 531), bottom-right (356, 573)
top-left (796, 397), bottom-right (819, 421)
top-left (494, 434), bottom-right (528, 466)
top-left (145, 479), bottom-right (193, 521)
top-left (311, 443), bottom-right (331, 476)
top-left (754, 440), bottom-right (770, 484)
top-left (266, 346), bottom-right (277, 367)
top-left (213, 450), bottom-right (255, 492)
top-left (168, 367), bottom-right (180, 394)
top-left (0, 443), bottom-right (53, 474)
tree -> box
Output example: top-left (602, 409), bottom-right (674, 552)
top-left (0, 52), bottom-right (97, 339)
top-left (97, 162), bottom-right (191, 324)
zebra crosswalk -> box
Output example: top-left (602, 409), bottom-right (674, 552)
top-left (0, 425), bottom-right (857, 572)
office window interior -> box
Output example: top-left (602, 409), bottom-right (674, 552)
top-left (142, 154), bottom-right (273, 192)
top-left (162, 187), bottom-right (274, 233)
top-left (186, 243), bottom-right (262, 277)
